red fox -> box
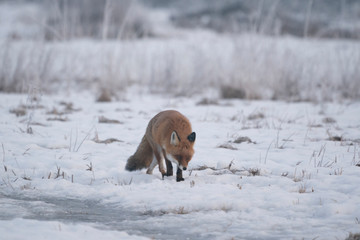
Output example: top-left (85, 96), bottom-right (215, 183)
top-left (125, 110), bottom-right (196, 182)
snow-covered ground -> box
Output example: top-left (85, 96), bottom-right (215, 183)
top-left (1, 91), bottom-right (360, 239)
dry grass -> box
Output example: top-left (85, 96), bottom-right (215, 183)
top-left (93, 138), bottom-right (122, 144)
top-left (328, 136), bottom-right (343, 141)
top-left (190, 162), bottom-right (260, 177)
top-left (86, 162), bottom-right (93, 172)
top-left (293, 169), bottom-right (312, 182)
top-left (233, 136), bottom-right (254, 144)
top-left (322, 117), bottom-right (337, 124)
top-left (9, 107), bottom-right (27, 117)
top-left (68, 126), bottom-right (95, 152)
top-left (346, 233), bottom-right (360, 240)
top-left (96, 89), bottom-right (113, 102)
top-left (54, 165), bottom-right (65, 179)
top-left (196, 98), bottom-right (219, 106)
top-left (47, 117), bottom-right (69, 122)
top-left (117, 177), bottom-right (133, 186)
top-left (246, 168), bottom-right (261, 176)
top-left (298, 183), bottom-right (307, 194)
top-left (98, 116), bottom-right (123, 124)
top-left (247, 112), bottom-right (265, 121)
top-left (92, 132), bottom-right (123, 144)
top-left (46, 102), bottom-right (81, 119)
top-left (59, 102), bottom-right (81, 113)
top-left (298, 183), bottom-right (314, 194)
top-left (330, 168), bottom-right (343, 176)
top-left (10, 102), bottom-right (44, 117)
top-left (1, 34), bottom-right (360, 102)
top-left (142, 207), bottom-right (189, 216)
top-left (20, 183), bottom-right (33, 190)
top-left (221, 86), bottom-right (246, 99)
top-left (217, 143), bottom-right (238, 150)
top-left (142, 204), bottom-right (232, 217)
top-left (326, 130), bottom-right (343, 142)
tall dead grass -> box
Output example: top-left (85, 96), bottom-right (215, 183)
top-left (1, 34), bottom-right (359, 101)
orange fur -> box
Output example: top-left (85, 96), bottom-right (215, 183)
top-left (125, 110), bottom-right (196, 181)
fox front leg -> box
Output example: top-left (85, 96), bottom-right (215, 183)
top-left (165, 159), bottom-right (173, 176)
top-left (176, 167), bottom-right (184, 182)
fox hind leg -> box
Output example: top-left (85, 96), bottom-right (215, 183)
top-left (157, 152), bottom-right (167, 179)
top-left (152, 148), bottom-right (166, 179)
top-left (146, 155), bottom-right (157, 174)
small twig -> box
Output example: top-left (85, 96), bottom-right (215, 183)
top-left (69, 128), bottom-right (72, 152)
top-left (1, 143), bottom-right (4, 162)
top-left (191, 164), bottom-right (247, 175)
top-left (86, 162), bottom-right (93, 171)
top-left (264, 140), bottom-right (274, 164)
top-left (318, 144), bottom-right (326, 157)
top-left (275, 129), bottom-right (280, 148)
top-left (228, 160), bottom-right (234, 169)
top-left (303, 128), bottom-right (310, 145)
top-left (75, 126), bottom-right (95, 152)
top-left (23, 148), bottom-right (31, 156)
top-left (73, 128), bottom-right (79, 152)
top-left (280, 132), bottom-right (296, 149)
top-left (2, 177), bottom-right (14, 190)
top-left (319, 144), bottom-right (326, 167)
top-left (352, 144), bottom-right (357, 165)
top-left (1, 143), bottom-right (5, 172)
top-left (55, 165), bottom-right (63, 179)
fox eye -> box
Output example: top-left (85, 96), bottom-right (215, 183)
top-left (175, 155), bottom-right (182, 161)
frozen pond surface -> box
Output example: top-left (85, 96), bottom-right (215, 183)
top-left (0, 193), bottom-right (203, 240)
top-left (2, 193), bottom-right (239, 240)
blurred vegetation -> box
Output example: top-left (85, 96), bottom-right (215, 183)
top-left (0, 0), bottom-right (359, 101)
top-left (150, 0), bottom-right (360, 39)
top-left (2, 0), bottom-right (360, 41)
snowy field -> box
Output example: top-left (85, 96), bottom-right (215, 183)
top-left (1, 90), bottom-right (360, 239)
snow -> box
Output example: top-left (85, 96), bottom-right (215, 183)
top-left (1, 91), bottom-right (360, 239)
top-left (0, 218), bottom-right (147, 240)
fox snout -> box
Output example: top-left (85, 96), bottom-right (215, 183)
top-left (178, 162), bottom-right (188, 171)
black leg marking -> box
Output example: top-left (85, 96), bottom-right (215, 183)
top-left (176, 167), bottom-right (184, 182)
top-left (166, 159), bottom-right (173, 176)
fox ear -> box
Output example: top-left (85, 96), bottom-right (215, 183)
top-left (187, 132), bottom-right (196, 142)
top-left (170, 131), bottom-right (180, 146)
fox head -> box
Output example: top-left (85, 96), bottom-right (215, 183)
top-left (166, 131), bottom-right (196, 171)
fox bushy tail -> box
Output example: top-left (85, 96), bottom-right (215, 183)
top-left (125, 135), bottom-right (153, 171)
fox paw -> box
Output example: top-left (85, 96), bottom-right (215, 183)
top-left (176, 177), bottom-right (185, 182)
